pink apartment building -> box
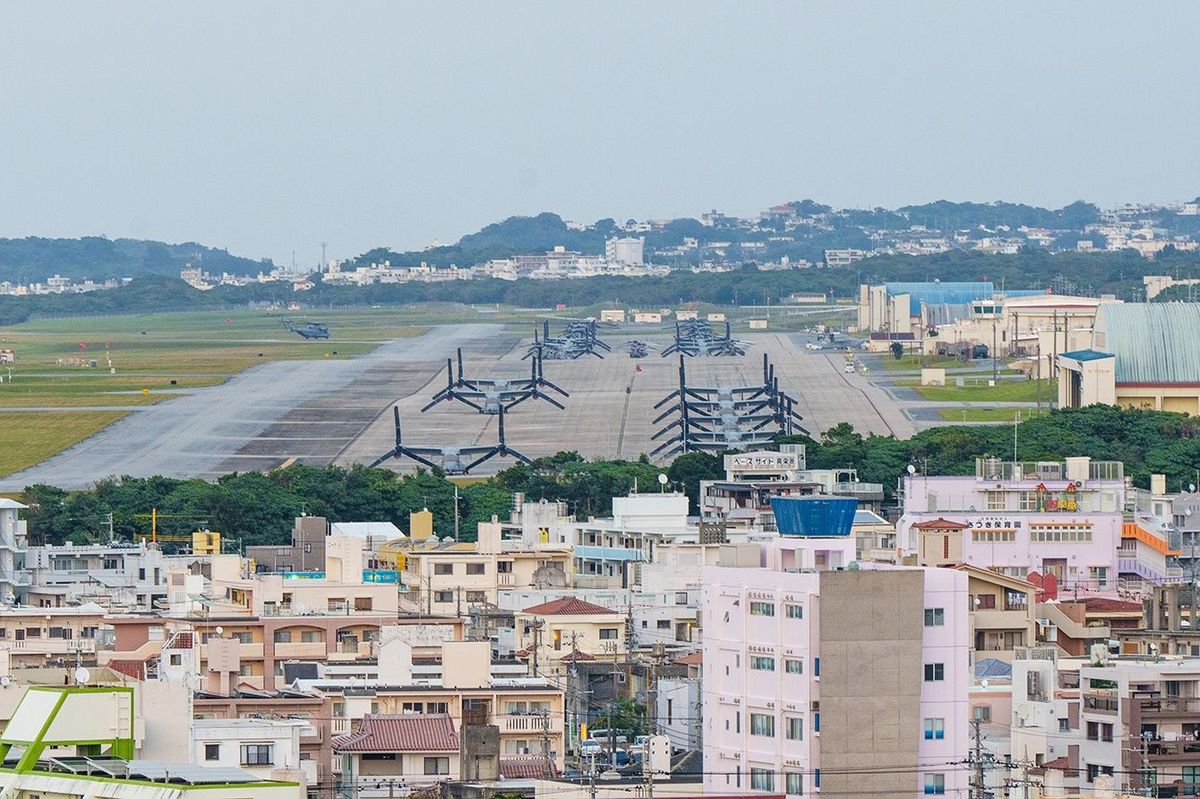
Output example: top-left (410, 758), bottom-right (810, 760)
top-left (898, 457), bottom-right (1143, 591)
top-left (702, 521), bottom-right (970, 798)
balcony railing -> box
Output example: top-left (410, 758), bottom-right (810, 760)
top-left (1083, 693), bottom-right (1119, 715)
top-left (1139, 698), bottom-right (1200, 716)
top-left (1147, 739), bottom-right (1200, 761)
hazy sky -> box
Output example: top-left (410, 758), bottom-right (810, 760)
top-left (2, 2), bottom-right (1199, 265)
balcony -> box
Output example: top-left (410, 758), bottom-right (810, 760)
top-left (273, 641), bottom-right (327, 659)
top-left (8, 638), bottom-right (97, 655)
top-left (1082, 693), bottom-right (1119, 715)
top-left (1146, 739), bottom-right (1200, 762)
top-left (973, 608), bottom-right (1032, 631)
top-left (1138, 697), bottom-right (1200, 717)
top-left (200, 642), bottom-right (264, 660)
top-left (501, 714), bottom-right (563, 734)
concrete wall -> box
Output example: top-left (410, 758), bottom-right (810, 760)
top-left (818, 569), bottom-right (923, 798)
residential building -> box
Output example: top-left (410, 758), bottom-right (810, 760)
top-left (513, 597), bottom-right (626, 676)
top-left (192, 718), bottom-right (314, 783)
top-left (900, 457), bottom-right (1136, 591)
top-left (702, 496), bottom-right (970, 799)
top-left (0, 601), bottom-right (106, 667)
top-left (0, 499), bottom-right (27, 604)
top-left (380, 514), bottom-right (571, 616)
top-left (22, 540), bottom-right (204, 609)
top-left (605, 236), bottom-right (645, 265)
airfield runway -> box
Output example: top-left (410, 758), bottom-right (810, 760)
top-left (337, 329), bottom-right (915, 475)
top-left (0, 325), bottom-right (914, 489)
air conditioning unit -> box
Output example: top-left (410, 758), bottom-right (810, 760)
top-left (810, 701), bottom-right (820, 711)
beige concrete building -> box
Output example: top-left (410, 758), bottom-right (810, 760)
top-left (0, 602), bottom-right (106, 667)
top-left (382, 518), bottom-right (572, 616)
top-left (513, 596), bottom-right (626, 676)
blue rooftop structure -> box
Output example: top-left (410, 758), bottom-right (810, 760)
top-left (1060, 349), bottom-right (1114, 362)
top-left (884, 282), bottom-right (994, 317)
top-left (770, 496), bottom-right (857, 537)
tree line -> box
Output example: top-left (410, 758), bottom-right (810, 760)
top-left (19, 406), bottom-right (1200, 549)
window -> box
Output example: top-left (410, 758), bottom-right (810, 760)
top-left (423, 757), bottom-right (449, 775)
top-left (923, 718), bottom-right (945, 740)
top-left (240, 744), bottom-right (274, 766)
top-left (434, 563), bottom-right (454, 575)
top-left (497, 561), bottom-right (513, 573)
top-left (232, 632), bottom-right (252, 643)
top-left (750, 713), bottom-right (775, 737)
top-left (1087, 722), bottom-right (1114, 742)
top-left (973, 705), bottom-right (991, 722)
top-left (986, 490), bottom-right (1005, 511)
top-left (273, 630), bottom-right (292, 644)
top-left (1089, 566), bottom-right (1108, 587)
top-left (204, 743), bottom-right (220, 761)
top-left (786, 773), bottom-right (803, 796)
top-left (599, 628), bottom-right (618, 640)
top-left (750, 768), bottom-right (774, 791)
top-left (924, 774), bottom-right (945, 795)
top-left (466, 590), bottom-right (487, 603)
top-left (749, 601), bottom-right (775, 617)
top-left (103, 557), bottom-right (119, 570)
top-left (675, 592), bottom-right (689, 605)
top-left (657, 619), bottom-right (671, 629)
top-left (433, 591), bottom-right (454, 603)
top-left (924, 608), bottom-right (944, 626)
top-left (1185, 766), bottom-right (1200, 787)
top-left (786, 716), bottom-right (804, 740)
top-left (466, 563), bottom-right (486, 575)
top-left (750, 656), bottom-right (775, 671)
top-left (785, 659), bottom-right (803, 674)
top-left (1058, 718), bottom-right (1070, 732)
top-left (300, 630), bottom-right (321, 643)
top-left (924, 663), bottom-right (944, 682)
top-left (427, 702), bottom-right (449, 714)
top-left (354, 597), bottom-right (373, 611)
top-left (785, 603), bottom-right (803, 619)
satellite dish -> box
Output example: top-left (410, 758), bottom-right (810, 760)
top-left (981, 679), bottom-right (989, 689)
top-left (657, 474), bottom-right (668, 485)
top-left (214, 626), bottom-right (224, 636)
top-left (907, 464), bottom-right (916, 475)
top-left (74, 667), bottom-right (91, 685)
top-left (0, 675), bottom-right (10, 688)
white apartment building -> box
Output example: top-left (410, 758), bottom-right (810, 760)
top-left (23, 540), bottom-right (204, 609)
top-left (192, 718), bottom-right (314, 784)
top-left (0, 499), bottom-right (27, 603)
top-left (605, 236), bottom-right (645, 265)
top-left (702, 520), bottom-right (970, 798)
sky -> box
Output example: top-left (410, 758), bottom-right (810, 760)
top-left (2, 2), bottom-right (1199, 266)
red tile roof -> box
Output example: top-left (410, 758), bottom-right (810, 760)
top-left (913, 517), bottom-right (969, 531)
top-left (521, 596), bottom-right (618, 616)
top-left (1081, 597), bottom-right (1143, 613)
top-left (674, 652), bottom-right (703, 666)
top-left (560, 650), bottom-right (596, 662)
top-left (107, 660), bottom-right (147, 680)
top-left (500, 757), bottom-right (559, 779)
top-left (332, 714), bottom-right (459, 753)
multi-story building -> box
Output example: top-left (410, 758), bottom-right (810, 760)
top-left (702, 496), bottom-right (970, 799)
top-left (309, 639), bottom-right (564, 794)
top-left (0, 499), bottom-right (28, 603)
top-left (102, 538), bottom-right (415, 690)
top-left (383, 517), bottom-right (572, 616)
top-left (22, 540), bottom-right (205, 609)
top-left (0, 601), bottom-right (106, 667)
top-left (513, 597), bottom-right (626, 676)
top-left (605, 236), bottom-right (645, 265)
top-left (900, 457), bottom-right (1144, 591)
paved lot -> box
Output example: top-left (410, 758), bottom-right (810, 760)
top-left (339, 330), bottom-right (915, 475)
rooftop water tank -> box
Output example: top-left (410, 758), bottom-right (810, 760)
top-left (770, 496), bottom-right (858, 537)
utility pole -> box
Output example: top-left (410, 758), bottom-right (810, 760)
top-left (607, 641), bottom-right (620, 766)
top-left (971, 717), bottom-right (985, 799)
top-left (531, 620), bottom-right (543, 676)
top-left (539, 707), bottom-right (553, 780)
top-left (453, 484), bottom-right (460, 541)
top-left (992, 318), bottom-right (998, 387)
